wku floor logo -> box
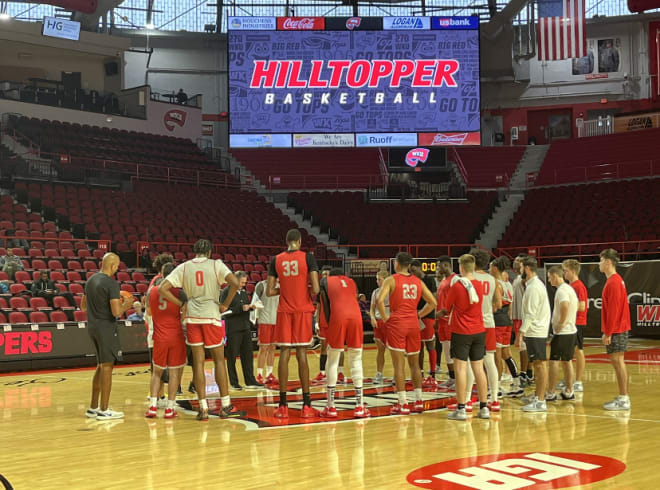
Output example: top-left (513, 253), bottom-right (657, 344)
top-left (176, 380), bottom-right (454, 429)
top-left (407, 452), bottom-right (626, 489)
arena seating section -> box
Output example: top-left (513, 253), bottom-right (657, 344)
top-left (498, 179), bottom-right (660, 257)
top-left (455, 146), bottom-right (526, 188)
top-left (288, 191), bottom-right (498, 257)
top-left (231, 149), bottom-right (383, 189)
top-left (535, 129), bottom-right (660, 185)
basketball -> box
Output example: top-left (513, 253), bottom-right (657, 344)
top-left (120, 290), bottom-right (135, 303)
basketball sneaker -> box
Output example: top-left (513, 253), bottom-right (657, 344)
top-left (188, 381), bottom-right (196, 394)
top-left (256, 374), bottom-right (265, 385)
top-left (390, 403), bottom-right (411, 415)
top-left (373, 373), bottom-right (384, 385)
top-left (265, 373), bottom-right (278, 385)
top-left (85, 407), bottom-right (99, 418)
top-left (556, 380), bottom-right (566, 390)
top-left (448, 408), bottom-right (467, 421)
top-left (220, 404), bottom-right (247, 418)
top-left (448, 400), bottom-right (473, 412)
top-left (145, 406), bottom-right (158, 418)
top-left (522, 397), bottom-right (547, 412)
top-left (301, 405), bottom-right (321, 418)
top-left (354, 406), bottom-right (371, 418)
top-left (573, 381), bottom-right (584, 392)
top-left (603, 396), bottom-right (631, 411)
top-left (164, 408), bottom-right (178, 419)
top-left (412, 401), bottom-right (424, 413)
top-left (505, 386), bottom-right (524, 397)
top-left (337, 373), bottom-right (346, 384)
top-left (545, 392), bottom-right (558, 402)
top-left (437, 379), bottom-right (455, 391)
top-left (273, 405), bottom-right (289, 418)
top-left (197, 409), bottom-right (209, 421)
top-left (157, 396), bottom-right (168, 408)
top-left (320, 406), bottom-right (338, 418)
top-left (487, 401), bottom-right (501, 412)
top-left (311, 372), bottom-right (326, 385)
top-left (477, 407), bottom-right (490, 419)
top-left (422, 376), bottom-right (437, 389)
top-left (560, 390), bottom-right (575, 400)
top-left (96, 409), bottom-right (124, 420)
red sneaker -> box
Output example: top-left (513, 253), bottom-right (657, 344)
top-left (311, 372), bottom-right (326, 385)
top-left (337, 373), bottom-right (345, 384)
top-left (265, 373), bottom-right (278, 385)
top-left (320, 406), bottom-right (338, 418)
top-left (487, 401), bottom-right (501, 412)
top-left (164, 408), bottom-right (177, 419)
top-left (422, 376), bottom-right (437, 388)
top-left (390, 403), bottom-right (411, 415)
top-left (354, 406), bottom-right (371, 418)
top-left (448, 401), bottom-right (473, 412)
top-left (256, 374), bottom-right (265, 385)
top-left (301, 405), bottom-right (321, 418)
top-left (412, 401), bottom-right (424, 413)
top-left (273, 405), bottom-right (289, 418)
top-left (145, 406), bottom-right (157, 418)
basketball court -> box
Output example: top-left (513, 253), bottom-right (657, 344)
top-left (1, 339), bottom-right (659, 489)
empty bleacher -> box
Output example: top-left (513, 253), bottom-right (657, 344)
top-left (454, 146), bottom-right (526, 188)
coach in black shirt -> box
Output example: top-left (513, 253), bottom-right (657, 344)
top-left (221, 271), bottom-right (262, 389)
top-left (81, 253), bottom-right (132, 420)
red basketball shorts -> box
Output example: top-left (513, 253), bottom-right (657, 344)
top-left (318, 323), bottom-right (328, 340)
top-left (374, 319), bottom-right (387, 344)
top-left (186, 323), bottom-right (226, 349)
top-left (496, 326), bottom-right (513, 348)
top-left (420, 318), bottom-right (436, 342)
top-left (387, 324), bottom-right (421, 355)
top-left (513, 319), bottom-right (522, 334)
top-left (152, 338), bottom-right (186, 369)
top-left (327, 316), bottom-right (363, 350)
top-left (485, 327), bottom-right (497, 352)
top-left (275, 312), bottom-right (313, 346)
top-left (437, 319), bottom-right (451, 342)
top-left (258, 323), bottom-right (276, 346)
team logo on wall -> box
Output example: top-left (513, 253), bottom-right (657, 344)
top-left (407, 452), bottom-right (626, 489)
top-left (163, 109), bottom-right (187, 132)
top-left (405, 148), bottom-right (430, 167)
top-left (346, 17), bottom-right (362, 30)
top-left (636, 293), bottom-right (660, 327)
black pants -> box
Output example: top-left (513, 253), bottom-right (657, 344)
top-left (226, 328), bottom-right (255, 386)
top-left (37, 291), bottom-right (76, 307)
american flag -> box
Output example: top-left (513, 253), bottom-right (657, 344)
top-left (537, 0), bottom-right (586, 61)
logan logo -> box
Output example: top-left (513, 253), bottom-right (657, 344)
top-left (407, 452), bottom-right (626, 489)
top-left (346, 17), bottom-right (361, 30)
top-left (405, 148), bottom-right (430, 167)
top-left (163, 109), bottom-right (187, 131)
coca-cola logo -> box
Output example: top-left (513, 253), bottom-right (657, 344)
top-left (277, 17), bottom-right (325, 30)
top-left (0, 331), bottom-right (53, 355)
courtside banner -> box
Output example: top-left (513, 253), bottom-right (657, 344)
top-left (431, 16), bottom-right (479, 29)
top-left (383, 17), bottom-right (430, 30)
top-left (293, 133), bottom-right (354, 147)
top-left (227, 17), bottom-right (276, 30)
top-left (418, 131), bottom-right (481, 146)
top-left (324, 17), bottom-right (383, 30)
top-left (545, 260), bottom-right (660, 338)
top-left (277, 17), bottom-right (325, 30)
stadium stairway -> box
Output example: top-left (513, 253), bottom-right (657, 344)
top-left (508, 145), bottom-right (549, 189)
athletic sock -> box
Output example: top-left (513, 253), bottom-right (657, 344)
top-left (376, 371), bottom-right (383, 377)
top-left (320, 354), bottom-right (327, 372)
top-left (480, 402), bottom-right (487, 409)
top-left (167, 399), bottom-right (176, 409)
top-left (414, 388), bottom-right (423, 402)
top-left (279, 392), bottom-right (287, 407)
top-left (504, 357), bottom-right (519, 377)
top-left (527, 369), bottom-right (533, 378)
top-left (303, 392), bottom-right (312, 407)
top-left (221, 395), bottom-right (230, 408)
top-left (149, 396), bottom-right (157, 407)
top-left (200, 399), bottom-right (208, 411)
top-left (338, 366), bottom-right (344, 375)
top-left (458, 403), bottom-right (465, 410)
top-left (448, 368), bottom-right (455, 379)
top-left (428, 350), bottom-right (437, 375)
top-left (327, 386), bottom-right (336, 408)
top-left (257, 368), bottom-right (264, 377)
top-left (355, 387), bottom-right (363, 407)
top-left (397, 391), bottom-right (407, 405)
top-left (266, 366), bottom-right (273, 376)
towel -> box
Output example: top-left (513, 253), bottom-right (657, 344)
top-left (457, 277), bottom-right (479, 304)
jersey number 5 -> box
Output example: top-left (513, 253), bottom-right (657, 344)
top-left (282, 260), bottom-right (299, 277)
top-left (403, 284), bottom-right (418, 300)
top-left (158, 296), bottom-right (168, 311)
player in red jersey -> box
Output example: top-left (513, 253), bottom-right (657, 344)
top-left (446, 254), bottom-right (489, 421)
top-left (377, 252), bottom-right (436, 415)
top-left (599, 249), bottom-right (631, 411)
top-left (562, 259), bottom-right (588, 393)
top-left (435, 256), bottom-right (456, 390)
top-left (369, 270), bottom-right (390, 385)
top-left (267, 229), bottom-right (320, 418)
top-left (145, 262), bottom-right (186, 419)
top-left (319, 268), bottom-right (370, 418)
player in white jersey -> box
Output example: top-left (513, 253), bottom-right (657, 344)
top-left (510, 255), bottom-right (531, 385)
top-left (253, 279), bottom-right (280, 387)
top-left (471, 248), bottom-right (501, 411)
top-left (369, 270), bottom-right (390, 385)
top-left (159, 239), bottom-right (246, 420)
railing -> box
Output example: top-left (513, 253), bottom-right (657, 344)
top-left (497, 239), bottom-right (660, 262)
top-left (266, 174), bottom-right (386, 191)
top-left (342, 243), bottom-right (495, 259)
top-left (0, 234), bottom-right (111, 254)
top-left (550, 159), bottom-right (660, 185)
top-left (449, 147), bottom-right (469, 185)
top-left (577, 116), bottom-right (614, 138)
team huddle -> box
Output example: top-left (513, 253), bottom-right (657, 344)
top-left (82, 230), bottom-right (632, 421)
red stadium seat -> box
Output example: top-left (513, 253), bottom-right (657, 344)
top-left (51, 271), bottom-right (66, 282)
top-left (48, 260), bottom-right (64, 270)
top-left (117, 272), bottom-right (131, 282)
top-left (83, 261), bottom-right (97, 271)
top-left (136, 283), bottom-right (149, 294)
top-left (10, 297), bottom-right (29, 309)
top-left (9, 284), bottom-right (27, 295)
top-left (0, 312), bottom-right (6, 324)
top-left (131, 272), bottom-right (145, 282)
top-left (67, 271), bottom-right (83, 282)
top-left (9, 312), bottom-right (28, 324)
top-left (29, 297), bottom-right (51, 310)
top-left (121, 284), bottom-right (136, 293)
top-left (29, 311), bottom-right (49, 323)
top-left (69, 283), bottom-right (84, 294)
top-left (74, 310), bottom-right (87, 322)
top-left (14, 271), bottom-right (31, 284)
top-left (32, 259), bottom-right (47, 270)
top-left (53, 296), bottom-right (73, 309)
top-left (67, 260), bottom-right (82, 270)
top-left (49, 311), bottom-right (69, 322)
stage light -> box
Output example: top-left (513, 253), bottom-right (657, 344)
top-left (145, 22), bottom-right (154, 29)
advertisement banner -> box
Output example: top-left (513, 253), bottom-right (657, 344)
top-left (613, 112), bottom-right (660, 133)
top-left (324, 17), bottom-right (382, 30)
top-left (356, 133), bottom-right (418, 147)
top-left (431, 16), bottom-right (479, 30)
top-left (276, 17), bottom-right (325, 30)
top-left (229, 134), bottom-right (292, 148)
top-left (383, 17), bottom-right (431, 30)
top-left (227, 16), bottom-right (276, 30)
top-left (293, 133), bottom-right (354, 147)
top-left (545, 260), bottom-right (660, 338)
top-left (418, 131), bottom-right (481, 146)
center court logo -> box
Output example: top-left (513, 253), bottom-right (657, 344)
top-left (407, 452), bottom-right (626, 489)
top-left (405, 148), bottom-right (430, 167)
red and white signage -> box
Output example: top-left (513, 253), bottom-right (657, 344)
top-left (163, 109), bottom-right (187, 132)
top-left (418, 132), bottom-right (480, 146)
top-left (277, 17), bottom-right (325, 30)
top-left (407, 452), bottom-right (626, 489)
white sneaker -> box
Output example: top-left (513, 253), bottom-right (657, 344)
top-left (373, 373), bottom-right (384, 385)
top-left (556, 380), bottom-right (566, 390)
top-left (522, 397), bottom-right (547, 412)
top-left (96, 409), bottom-right (125, 420)
top-left (501, 373), bottom-right (512, 383)
top-left (477, 407), bottom-right (490, 419)
top-left (85, 407), bottom-right (100, 418)
top-left (157, 396), bottom-right (168, 408)
top-left (604, 396), bottom-right (631, 411)
top-left (573, 381), bottom-right (584, 392)
top-left (520, 394), bottom-right (536, 404)
top-left (448, 408), bottom-right (467, 421)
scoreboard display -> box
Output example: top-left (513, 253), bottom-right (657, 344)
top-left (227, 16), bottom-right (481, 148)
top-left (389, 257), bottom-right (440, 275)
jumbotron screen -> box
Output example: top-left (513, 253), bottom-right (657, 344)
top-left (227, 16), bottom-right (481, 148)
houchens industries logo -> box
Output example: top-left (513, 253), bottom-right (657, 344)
top-left (405, 148), bottom-right (430, 167)
top-left (407, 452), bottom-right (626, 489)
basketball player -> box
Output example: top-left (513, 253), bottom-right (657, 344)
top-left (313, 266), bottom-right (345, 385)
top-left (510, 255), bottom-right (531, 385)
top-left (546, 266), bottom-right (578, 402)
top-left (319, 268), bottom-right (370, 418)
top-left (410, 260), bottom-right (438, 387)
top-left (254, 279), bottom-right (279, 388)
top-left (490, 257), bottom-right (523, 399)
top-left (267, 229), bottom-right (320, 418)
top-left (435, 256), bottom-right (456, 391)
top-left (369, 270), bottom-right (390, 385)
top-left (562, 259), bottom-right (588, 392)
top-left (599, 249), bottom-right (631, 411)
top-left (516, 257), bottom-right (551, 412)
top-left (82, 253), bottom-right (134, 420)
top-left (471, 248), bottom-right (501, 411)
top-left (446, 254), bottom-right (490, 420)
top-left (159, 239), bottom-right (246, 420)
top-left (376, 252), bottom-right (436, 414)
top-left (146, 262), bottom-right (187, 419)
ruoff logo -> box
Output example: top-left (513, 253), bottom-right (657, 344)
top-left (407, 452), bottom-right (626, 489)
top-left (346, 17), bottom-right (361, 30)
top-left (278, 17), bottom-right (324, 30)
top-left (163, 109), bottom-right (187, 132)
top-left (405, 148), bottom-right (430, 167)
